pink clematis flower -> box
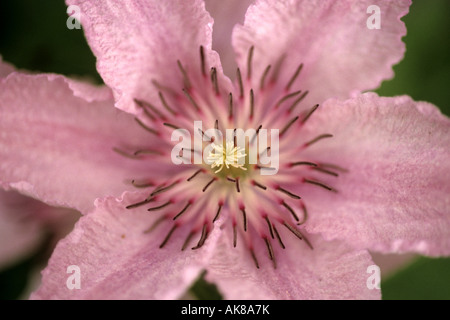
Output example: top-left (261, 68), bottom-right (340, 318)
top-left (1, 0), bottom-right (449, 300)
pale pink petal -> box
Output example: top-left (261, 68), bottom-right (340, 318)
top-left (64, 77), bottom-right (113, 103)
top-left (31, 192), bottom-right (222, 300)
top-left (0, 189), bottom-right (79, 270)
top-left (293, 93), bottom-right (450, 255)
top-left (0, 56), bottom-right (15, 78)
top-left (0, 73), bottom-right (176, 213)
top-left (206, 227), bottom-right (380, 299)
top-left (68, 0), bottom-right (228, 115)
top-left (233, 0), bottom-right (410, 106)
top-left (204, 0), bottom-right (254, 77)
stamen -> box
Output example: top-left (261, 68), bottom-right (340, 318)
top-left (198, 128), bottom-right (211, 140)
top-left (290, 161), bottom-right (317, 167)
top-left (235, 177), bottom-right (240, 193)
top-left (283, 222), bottom-right (313, 249)
top-left (143, 215), bottom-right (166, 234)
top-left (163, 122), bottom-right (180, 130)
top-left (288, 90), bottom-right (309, 113)
top-left (259, 146), bottom-right (270, 158)
top-left (134, 149), bottom-right (161, 156)
top-left (134, 118), bottom-right (159, 135)
top-left (112, 147), bottom-right (139, 160)
top-left (283, 222), bottom-right (314, 250)
top-left (273, 225), bottom-right (285, 249)
top-left (318, 162), bottom-right (349, 173)
top-left (281, 201), bottom-right (299, 222)
top-left (247, 46), bottom-right (254, 79)
top-left (126, 196), bottom-right (154, 209)
top-left (276, 186), bottom-right (301, 199)
top-left (302, 233), bottom-right (314, 250)
top-left (236, 68), bottom-right (244, 98)
top-left (264, 237), bottom-right (276, 269)
top-left (233, 223), bottom-right (237, 247)
top-left (150, 181), bottom-right (178, 197)
top-left (176, 154), bottom-right (191, 162)
top-left (251, 180), bottom-right (267, 190)
top-left (280, 116), bottom-right (299, 136)
top-left (192, 223), bottom-right (209, 250)
top-left (250, 124), bottom-right (262, 144)
top-left (134, 98), bottom-right (165, 120)
top-left (210, 67), bottom-right (219, 95)
top-left (182, 89), bottom-right (200, 112)
top-left (187, 169), bottom-right (203, 182)
top-left (228, 92), bottom-right (233, 119)
top-left (131, 180), bottom-right (154, 188)
top-left (181, 231), bottom-right (195, 251)
top-left (182, 147), bottom-right (201, 156)
top-left (177, 60), bottom-right (191, 89)
top-left (202, 177), bottom-right (217, 192)
top-left (134, 99), bottom-right (157, 121)
top-left (250, 249), bottom-right (260, 269)
top-left (213, 203), bottom-right (222, 223)
top-left (173, 202), bottom-right (192, 220)
top-left (249, 89), bottom-right (254, 119)
top-left (304, 134), bottom-right (333, 147)
top-left (303, 179), bottom-right (335, 192)
top-left (256, 165), bottom-right (277, 172)
top-left (286, 63), bottom-right (303, 91)
top-left (214, 119), bottom-right (219, 130)
top-left (259, 65), bottom-right (271, 90)
top-left (199, 45), bottom-right (206, 77)
top-left (241, 208), bottom-right (247, 231)
top-left (298, 203), bottom-right (308, 225)
top-left (275, 90), bottom-right (302, 108)
top-left (147, 201), bottom-right (172, 211)
top-left (159, 225), bottom-right (177, 248)
top-left (264, 216), bottom-right (275, 239)
top-left (158, 91), bottom-right (176, 115)
top-left (283, 221), bottom-right (303, 240)
top-left (301, 104), bottom-right (319, 124)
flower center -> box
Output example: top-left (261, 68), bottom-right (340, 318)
top-left (118, 45), bottom-right (342, 269)
top-left (208, 140), bottom-right (247, 174)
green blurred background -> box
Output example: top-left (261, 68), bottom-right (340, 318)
top-left (0, 0), bottom-right (449, 300)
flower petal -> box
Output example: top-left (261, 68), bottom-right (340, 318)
top-left (0, 73), bottom-right (173, 213)
top-left (67, 0), bottom-right (227, 115)
top-left (296, 93), bottom-right (450, 255)
top-left (31, 192), bottom-right (221, 299)
top-left (233, 0), bottom-right (410, 105)
top-left (206, 228), bottom-right (379, 299)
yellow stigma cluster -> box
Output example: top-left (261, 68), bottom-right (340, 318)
top-left (207, 140), bottom-right (247, 174)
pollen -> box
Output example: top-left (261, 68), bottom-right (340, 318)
top-left (207, 140), bottom-right (247, 174)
